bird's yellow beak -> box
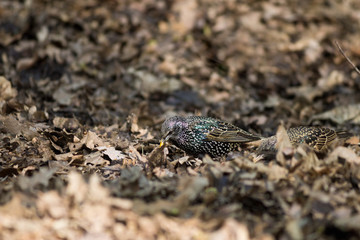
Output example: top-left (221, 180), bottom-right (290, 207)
top-left (160, 131), bottom-right (171, 147)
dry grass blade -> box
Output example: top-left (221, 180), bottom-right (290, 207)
top-left (334, 40), bottom-right (360, 76)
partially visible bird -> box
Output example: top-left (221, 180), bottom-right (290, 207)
top-left (160, 116), bottom-right (261, 157)
top-left (254, 126), bottom-right (353, 153)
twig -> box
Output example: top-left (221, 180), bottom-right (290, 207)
top-left (334, 40), bottom-right (360, 76)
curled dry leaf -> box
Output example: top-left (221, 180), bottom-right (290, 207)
top-left (310, 104), bottom-right (360, 124)
top-left (128, 145), bottom-right (148, 164)
top-left (84, 131), bottom-right (107, 150)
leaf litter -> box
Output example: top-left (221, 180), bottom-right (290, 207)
top-left (0, 0), bottom-right (360, 239)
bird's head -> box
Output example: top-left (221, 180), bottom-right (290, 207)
top-left (160, 116), bottom-right (187, 146)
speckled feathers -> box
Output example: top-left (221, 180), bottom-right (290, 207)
top-left (287, 126), bottom-right (351, 152)
top-left (161, 116), bottom-right (261, 157)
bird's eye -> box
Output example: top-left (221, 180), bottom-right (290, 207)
top-left (175, 122), bottom-right (183, 130)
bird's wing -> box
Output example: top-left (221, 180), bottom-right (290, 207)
top-left (336, 130), bottom-right (353, 139)
top-left (288, 127), bottom-right (337, 152)
top-left (204, 121), bottom-right (261, 142)
top-left (312, 128), bottom-right (337, 151)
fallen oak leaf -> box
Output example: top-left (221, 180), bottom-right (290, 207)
top-left (84, 152), bottom-right (108, 166)
top-left (84, 131), bottom-right (107, 150)
top-left (128, 145), bottom-right (148, 164)
top-left (100, 146), bottom-right (127, 161)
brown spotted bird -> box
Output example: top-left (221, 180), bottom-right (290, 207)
top-left (160, 116), bottom-right (261, 157)
top-left (255, 126), bottom-right (353, 153)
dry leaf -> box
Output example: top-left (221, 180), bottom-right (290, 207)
top-left (0, 76), bottom-right (17, 101)
top-left (329, 146), bottom-right (360, 164)
top-left (101, 147), bottom-right (127, 161)
top-left (310, 104), bottom-right (360, 124)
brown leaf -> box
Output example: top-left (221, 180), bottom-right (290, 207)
top-left (328, 146), bottom-right (360, 164)
top-left (84, 152), bottom-right (108, 166)
top-left (83, 131), bottom-right (107, 150)
top-left (310, 104), bottom-right (360, 124)
top-left (101, 147), bottom-right (126, 161)
top-left (0, 76), bottom-right (17, 101)
top-left (128, 145), bottom-right (148, 164)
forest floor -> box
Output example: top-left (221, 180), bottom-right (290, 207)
top-left (1, 0), bottom-right (360, 239)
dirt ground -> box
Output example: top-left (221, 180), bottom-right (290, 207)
top-left (1, 0), bottom-right (360, 239)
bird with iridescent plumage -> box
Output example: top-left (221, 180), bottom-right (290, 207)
top-left (160, 116), bottom-right (261, 157)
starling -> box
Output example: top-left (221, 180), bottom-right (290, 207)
top-left (255, 126), bottom-right (353, 153)
top-left (160, 116), bottom-right (261, 157)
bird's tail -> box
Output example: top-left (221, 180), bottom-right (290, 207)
top-left (336, 131), bottom-right (354, 139)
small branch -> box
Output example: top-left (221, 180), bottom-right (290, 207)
top-left (334, 40), bottom-right (360, 76)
